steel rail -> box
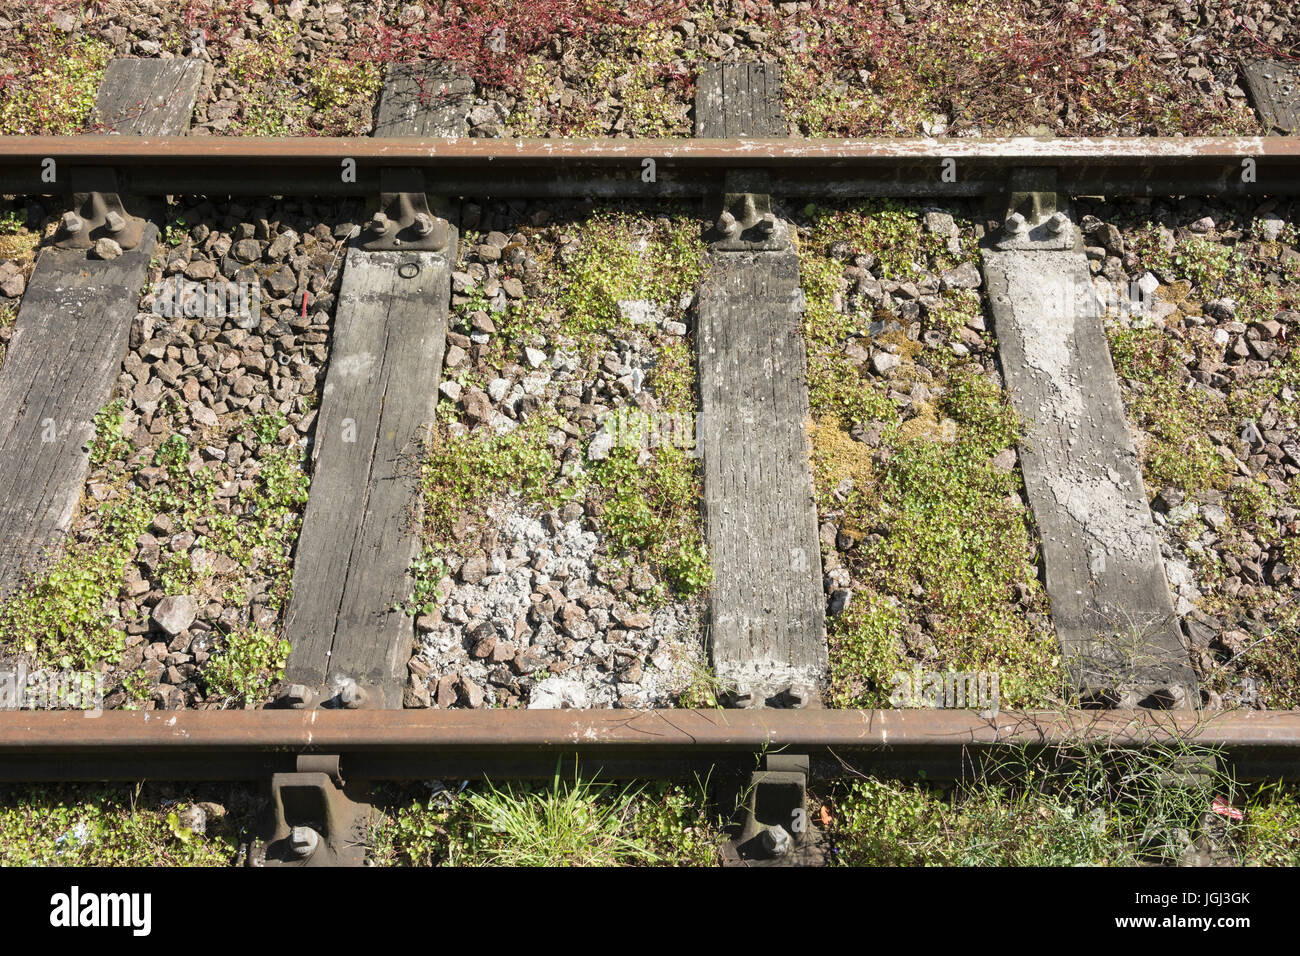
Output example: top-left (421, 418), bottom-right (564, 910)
top-left (1, 709), bottom-right (1297, 782)
top-left (2, 136), bottom-right (1298, 198)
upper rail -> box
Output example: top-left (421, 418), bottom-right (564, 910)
top-left (2, 136), bottom-right (1298, 198)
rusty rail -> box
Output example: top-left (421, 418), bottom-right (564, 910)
top-left (1, 709), bottom-right (1297, 782)
top-left (2, 136), bottom-right (1297, 197)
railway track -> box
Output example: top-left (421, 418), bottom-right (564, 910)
top-left (1, 57), bottom-right (1299, 866)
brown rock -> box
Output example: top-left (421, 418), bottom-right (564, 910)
top-left (457, 677), bottom-right (485, 708)
top-left (404, 677), bottom-right (431, 708)
top-left (460, 553), bottom-right (488, 584)
top-left (511, 646), bottom-right (547, 676)
top-left (184, 259), bottom-right (217, 280)
top-left (0, 272), bottom-right (25, 297)
top-left (471, 632), bottom-right (497, 659)
top-left (559, 602), bottom-right (586, 632)
top-left (616, 609), bottom-right (652, 629)
top-left (435, 674), bottom-right (459, 708)
top-left (462, 387), bottom-right (493, 425)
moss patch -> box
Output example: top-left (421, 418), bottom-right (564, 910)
top-left (418, 205), bottom-right (709, 607)
top-left (1109, 326), bottom-right (1233, 494)
top-left (1127, 223), bottom-right (1294, 327)
top-left (808, 415), bottom-right (875, 493)
top-left (825, 386), bottom-right (1059, 708)
top-left (0, 207), bottom-right (42, 266)
top-left (419, 415), bottom-right (562, 558)
top-left (501, 210), bottom-right (705, 342)
top-left (588, 445), bottom-right (710, 597)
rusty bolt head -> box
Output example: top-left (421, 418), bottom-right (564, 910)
top-left (278, 683), bottom-right (312, 709)
top-left (413, 213), bottom-right (434, 237)
top-left (288, 826), bottom-right (320, 859)
top-left (1004, 212), bottom-right (1029, 236)
top-left (369, 212), bottom-right (391, 236)
top-left (782, 683), bottom-right (812, 709)
top-left (725, 684), bottom-right (754, 708)
top-left (104, 211), bottom-right (126, 234)
top-left (339, 679), bottom-right (366, 709)
top-left (716, 210), bottom-right (739, 237)
top-left (61, 211), bottom-right (84, 235)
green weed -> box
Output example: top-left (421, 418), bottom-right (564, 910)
top-left (200, 625), bottom-right (289, 709)
top-left (589, 446), bottom-right (710, 596)
top-left (418, 416), bottom-right (560, 553)
top-left (0, 25), bottom-right (110, 134)
top-left (0, 784), bottom-right (239, 866)
top-left (827, 734), bottom-right (1292, 866)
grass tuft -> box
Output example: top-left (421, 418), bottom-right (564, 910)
top-left (370, 771), bottom-right (722, 867)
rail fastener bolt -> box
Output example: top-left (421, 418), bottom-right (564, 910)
top-left (288, 826), bottom-right (320, 860)
top-left (339, 679), bottom-right (367, 709)
top-left (716, 210), bottom-right (739, 238)
top-left (277, 683), bottom-right (313, 709)
top-left (368, 211), bottom-right (391, 236)
top-left (1046, 212), bottom-right (1070, 236)
top-left (104, 211), bottom-right (126, 235)
top-left (724, 684), bottom-right (755, 708)
top-left (413, 213), bottom-right (434, 237)
top-left (781, 683), bottom-right (812, 709)
top-left (1004, 212), bottom-right (1029, 238)
top-left (756, 212), bottom-right (777, 238)
top-left (61, 211), bottom-right (84, 235)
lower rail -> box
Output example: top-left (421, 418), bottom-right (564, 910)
top-left (1, 709), bottom-right (1298, 782)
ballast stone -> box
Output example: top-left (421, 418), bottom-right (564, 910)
top-left (152, 594), bottom-right (198, 635)
top-left (93, 238), bottom-right (123, 260)
top-left (871, 351), bottom-right (900, 375)
top-left (527, 677), bottom-right (590, 710)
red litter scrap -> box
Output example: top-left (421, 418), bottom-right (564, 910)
top-left (301, 291), bottom-right (309, 318)
top-left (1211, 796), bottom-right (1244, 821)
